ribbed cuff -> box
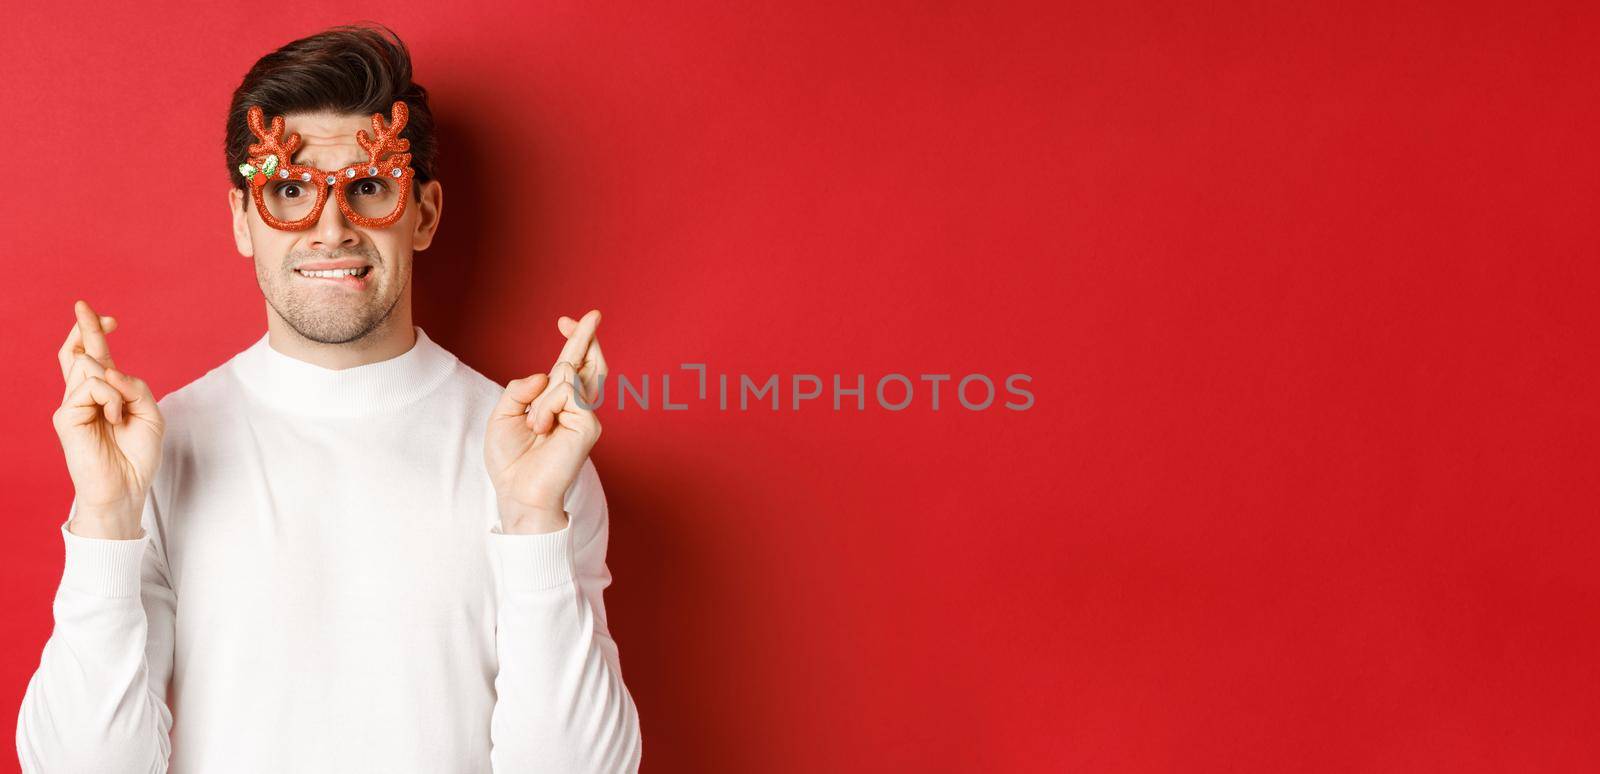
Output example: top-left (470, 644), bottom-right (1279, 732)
top-left (59, 522), bottom-right (149, 597)
top-left (489, 521), bottom-right (575, 591)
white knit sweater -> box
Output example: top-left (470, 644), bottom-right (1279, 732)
top-left (15, 326), bottom-right (642, 773)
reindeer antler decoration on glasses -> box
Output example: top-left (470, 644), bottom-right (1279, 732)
top-left (237, 100), bottom-right (416, 231)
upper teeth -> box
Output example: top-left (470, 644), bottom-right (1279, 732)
top-left (299, 268), bottom-right (364, 278)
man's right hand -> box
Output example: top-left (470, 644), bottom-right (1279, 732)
top-left (52, 300), bottom-right (164, 540)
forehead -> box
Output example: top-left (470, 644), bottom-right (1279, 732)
top-left (280, 110), bottom-right (371, 167)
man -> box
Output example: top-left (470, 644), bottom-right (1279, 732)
top-left (14, 23), bottom-right (642, 773)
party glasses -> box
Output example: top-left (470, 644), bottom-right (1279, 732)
top-left (237, 100), bottom-right (416, 231)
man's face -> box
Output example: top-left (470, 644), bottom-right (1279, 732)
top-left (228, 110), bottom-right (442, 345)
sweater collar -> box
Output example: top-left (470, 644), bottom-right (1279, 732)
top-left (231, 325), bottom-right (459, 417)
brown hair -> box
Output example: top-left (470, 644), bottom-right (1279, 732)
top-left (224, 22), bottom-right (436, 202)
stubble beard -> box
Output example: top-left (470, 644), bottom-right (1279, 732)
top-left (258, 246), bottom-right (409, 345)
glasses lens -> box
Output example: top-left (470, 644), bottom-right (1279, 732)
top-left (261, 177), bottom-right (322, 223)
top-left (341, 172), bottom-right (403, 221)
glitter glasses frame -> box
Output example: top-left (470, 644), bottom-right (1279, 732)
top-left (238, 100), bottom-right (416, 231)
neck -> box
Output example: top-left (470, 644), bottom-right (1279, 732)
top-left (265, 304), bottom-right (415, 370)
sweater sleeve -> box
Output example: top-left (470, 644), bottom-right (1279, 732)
top-left (485, 457), bottom-right (643, 772)
top-left (15, 495), bottom-right (177, 773)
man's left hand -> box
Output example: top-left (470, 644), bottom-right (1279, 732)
top-left (485, 309), bottom-right (608, 534)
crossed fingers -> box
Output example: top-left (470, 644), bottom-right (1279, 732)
top-left (552, 309), bottom-right (607, 407)
top-left (59, 300), bottom-right (118, 400)
top-left (489, 310), bottom-right (608, 437)
top-left (524, 310), bottom-right (604, 435)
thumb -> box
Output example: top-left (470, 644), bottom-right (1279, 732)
top-left (105, 368), bottom-right (157, 421)
top-left (492, 372), bottom-right (551, 419)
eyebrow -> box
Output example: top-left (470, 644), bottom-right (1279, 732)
top-left (288, 158), bottom-right (367, 170)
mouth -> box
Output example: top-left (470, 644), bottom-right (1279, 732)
top-left (294, 265), bottom-right (373, 290)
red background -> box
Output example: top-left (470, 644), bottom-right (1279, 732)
top-left (3, 2), bottom-right (1597, 771)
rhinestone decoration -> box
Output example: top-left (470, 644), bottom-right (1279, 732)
top-left (299, 172), bottom-right (311, 182)
top-left (278, 169), bottom-right (289, 178)
top-left (367, 166), bottom-right (378, 176)
top-left (326, 175), bottom-right (337, 184)
top-left (346, 168), bottom-right (357, 178)
top-left (391, 168), bottom-right (403, 177)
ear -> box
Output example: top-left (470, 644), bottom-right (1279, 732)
top-left (411, 179), bottom-right (443, 252)
top-left (228, 188), bottom-right (255, 258)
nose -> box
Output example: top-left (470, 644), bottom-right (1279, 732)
top-left (308, 194), bottom-right (360, 250)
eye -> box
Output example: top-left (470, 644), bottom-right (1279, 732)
top-left (350, 179), bottom-right (392, 197)
top-left (271, 182), bottom-right (307, 200)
